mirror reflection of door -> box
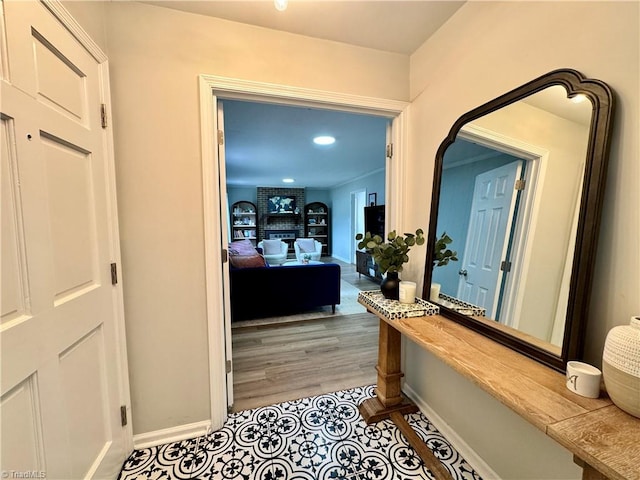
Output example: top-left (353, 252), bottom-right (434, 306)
top-left (432, 139), bottom-right (527, 318)
top-left (457, 160), bottom-right (524, 318)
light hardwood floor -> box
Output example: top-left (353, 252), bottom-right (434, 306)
top-left (231, 312), bottom-right (379, 412)
top-left (230, 257), bottom-right (381, 412)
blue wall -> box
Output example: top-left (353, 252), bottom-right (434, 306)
top-left (305, 188), bottom-right (331, 205)
top-left (228, 174), bottom-right (384, 263)
top-left (329, 170), bottom-right (385, 262)
top-left (227, 187), bottom-right (257, 207)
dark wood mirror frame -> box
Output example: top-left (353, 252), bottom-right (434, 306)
top-left (423, 69), bottom-right (615, 372)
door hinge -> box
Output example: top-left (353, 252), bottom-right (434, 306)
top-left (222, 248), bottom-right (228, 263)
top-left (386, 143), bottom-right (393, 159)
top-left (100, 104), bottom-right (108, 128)
top-left (515, 179), bottom-right (526, 191)
top-left (217, 130), bottom-right (224, 145)
top-left (110, 263), bottom-right (118, 285)
top-left (226, 360), bottom-right (232, 374)
top-left (500, 260), bottom-right (512, 272)
top-left (120, 405), bottom-right (128, 426)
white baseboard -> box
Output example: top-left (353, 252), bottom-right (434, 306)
top-left (133, 420), bottom-right (212, 450)
top-left (402, 383), bottom-right (501, 480)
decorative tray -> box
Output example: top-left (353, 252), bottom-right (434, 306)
top-left (437, 293), bottom-right (486, 316)
top-left (358, 290), bottom-right (439, 320)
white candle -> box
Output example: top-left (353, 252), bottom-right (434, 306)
top-left (399, 281), bottom-right (417, 304)
top-left (430, 283), bottom-right (441, 302)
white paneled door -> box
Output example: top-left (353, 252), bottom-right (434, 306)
top-left (1, 2), bottom-right (130, 478)
top-left (457, 161), bottom-right (522, 318)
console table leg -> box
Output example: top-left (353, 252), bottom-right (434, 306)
top-left (391, 411), bottom-right (454, 480)
top-left (359, 318), bottom-right (418, 423)
top-left (574, 456), bottom-right (609, 480)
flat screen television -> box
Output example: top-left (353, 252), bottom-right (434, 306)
top-left (268, 195), bottom-right (296, 213)
top-left (364, 205), bottom-right (385, 239)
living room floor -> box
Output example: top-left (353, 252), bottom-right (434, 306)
top-left (118, 385), bottom-right (483, 480)
top-left (230, 256), bottom-right (382, 412)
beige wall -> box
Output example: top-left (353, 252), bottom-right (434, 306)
top-left (61, 0), bottom-right (108, 52)
top-left (102, 2), bottom-right (408, 434)
top-left (406, 1), bottom-right (639, 478)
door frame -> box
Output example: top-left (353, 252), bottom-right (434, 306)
top-left (351, 189), bottom-right (367, 264)
top-left (198, 75), bottom-right (408, 428)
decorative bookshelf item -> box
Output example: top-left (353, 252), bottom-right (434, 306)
top-left (268, 195), bottom-right (296, 213)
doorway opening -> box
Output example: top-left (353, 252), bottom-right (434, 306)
top-left (199, 74), bottom-right (409, 428)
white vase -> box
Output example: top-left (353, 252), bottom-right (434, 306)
top-left (429, 283), bottom-right (441, 302)
top-left (602, 316), bottom-right (640, 418)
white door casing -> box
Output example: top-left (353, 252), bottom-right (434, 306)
top-left (352, 190), bottom-right (366, 263)
top-left (199, 75), bottom-right (408, 429)
top-left (215, 101), bottom-right (234, 408)
top-left (457, 161), bottom-right (522, 318)
top-left (1, 1), bottom-right (131, 478)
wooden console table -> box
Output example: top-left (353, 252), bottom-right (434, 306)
top-left (358, 291), bottom-right (640, 480)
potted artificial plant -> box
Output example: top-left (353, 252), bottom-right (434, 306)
top-left (356, 229), bottom-right (425, 300)
top-left (430, 232), bottom-right (458, 301)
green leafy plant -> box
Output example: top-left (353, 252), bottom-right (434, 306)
top-left (433, 232), bottom-right (458, 268)
top-left (356, 229), bottom-right (425, 274)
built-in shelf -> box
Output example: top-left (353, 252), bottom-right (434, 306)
top-left (231, 200), bottom-right (258, 246)
top-left (305, 202), bottom-right (330, 256)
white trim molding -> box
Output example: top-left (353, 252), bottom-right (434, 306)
top-left (41, 0), bottom-right (107, 62)
top-left (133, 420), bottom-right (212, 450)
top-left (199, 75), bottom-right (408, 116)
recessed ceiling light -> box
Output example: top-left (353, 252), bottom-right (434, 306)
top-left (282, 178), bottom-right (295, 183)
top-left (313, 135), bottom-right (336, 146)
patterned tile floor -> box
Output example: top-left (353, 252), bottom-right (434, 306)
top-left (118, 385), bottom-right (482, 480)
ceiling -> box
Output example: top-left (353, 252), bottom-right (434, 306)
top-left (142, 2), bottom-right (591, 191)
top-left (222, 100), bottom-right (389, 188)
top-left (140, 1), bottom-right (466, 55)
top-left (140, 1), bottom-right (466, 189)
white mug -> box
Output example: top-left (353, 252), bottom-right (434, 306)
top-left (399, 281), bottom-right (417, 304)
top-left (566, 361), bottom-right (602, 398)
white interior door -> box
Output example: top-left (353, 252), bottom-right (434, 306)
top-left (1, 2), bottom-right (130, 478)
top-left (352, 190), bottom-right (366, 263)
top-left (216, 101), bottom-right (234, 409)
top-left (457, 161), bottom-right (522, 317)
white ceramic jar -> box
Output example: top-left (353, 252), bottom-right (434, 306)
top-left (602, 316), bottom-right (640, 418)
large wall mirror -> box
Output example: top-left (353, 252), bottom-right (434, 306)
top-left (423, 69), bottom-right (615, 371)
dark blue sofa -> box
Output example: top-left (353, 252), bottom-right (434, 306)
top-left (229, 262), bottom-right (341, 321)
